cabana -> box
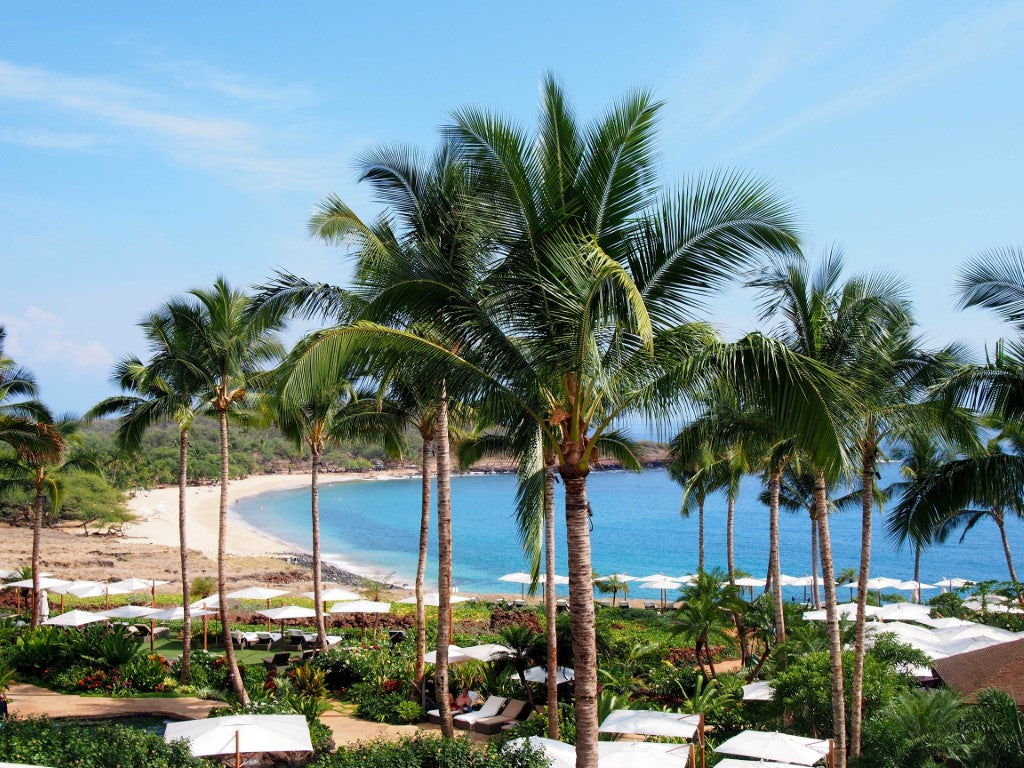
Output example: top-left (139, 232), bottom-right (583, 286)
top-left (165, 714), bottom-right (312, 768)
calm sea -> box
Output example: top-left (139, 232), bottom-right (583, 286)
top-left (234, 464), bottom-right (1024, 596)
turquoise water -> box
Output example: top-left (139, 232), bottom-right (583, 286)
top-left (235, 465), bottom-right (1024, 595)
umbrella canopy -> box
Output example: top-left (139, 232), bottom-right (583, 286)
top-left (777, 574), bottom-right (806, 586)
top-left (461, 643), bottom-right (513, 662)
top-left (43, 609), bottom-right (107, 627)
top-left (636, 573), bottom-right (677, 583)
top-left (302, 588), bottom-right (360, 602)
top-left (164, 714), bottom-right (312, 757)
top-left (48, 580), bottom-right (101, 595)
top-left (112, 578), bottom-right (170, 592)
top-left (505, 737), bottom-right (576, 768)
top-left (803, 602), bottom-right (882, 622)
top-left (0, 569), bottom-right (18, 580)
top-left (876, 602), bottom-right (932, 622)
top-left (715, 761), bottom-right (807, 768)
top-left (715, 730), bottom-right (830, 766)
top-left (227, 587), bottom-right (290, 601)
top-left (943, 577), bottom-right (973, 589)
top-left (499, 572), bottom-right (533, 584)
top-left (425, 645), bottom-right (470, 664)
top-left (396, 592), bottom-right (472, 606)
top-left (101, 605), bottom-right (157, 619)
top-left (518, 665), bottom-right (574, 684)
top-left (733, 576), bottom-right (764, 588)
top-left (258, 605), bottom-right (316, 621)
top-left (598, 742), bottom-right (690, 768)
top-left (742, 680), bottom-right (775, 701)
top-left (598, 573), bottom-right (639, 582)
top-left (638, 580), bottom-right (681, 591)
top-left (864, 576), bottom-right (904, 590)
top-left (67, 582), bottom-right (133, 599)
top-left (0, 762), bottom-right (58, 768)
top-left (893, 580), bottom-right (936, 592)
top-left (328, 600), bottom-right (391, 613)
top-left (191, 595), bottom-right (222, 609)
top-left (539, 574), bottom-right (569, 585)
top-left (5, 577), bottom-right (70, 590)
top-left (149, 607), bottom-right (217, 621)
top-left (599, 709), bottom-right (700, 739)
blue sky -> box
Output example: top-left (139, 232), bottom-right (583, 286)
top-left (2, 2), bottom-right (1023, 412)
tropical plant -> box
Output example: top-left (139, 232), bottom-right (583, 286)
top-left (859, 688), bottom-right (967, 768)
top-left (493, 625), bottom-right (544, 707)
top-left (595, 574), bottom-right (630, 607)
top-left (673, 570), bottom-right (742, 680)
top-left (966, 688), bottom-right (1024, 768)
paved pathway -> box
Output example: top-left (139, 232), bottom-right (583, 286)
top-left (6, 683), bottom-right (222, 720)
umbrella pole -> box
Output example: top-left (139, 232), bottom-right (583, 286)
top-left (698, 712), bottom-right (706, 768)
top-left (235, 729), bottom-right (240, 768)
top-left (827, 738), bottom-right (835, 768)
top-left (267, 599), bottom-right (272, 633)
top-left (60, 593), bottom-right (64, 613)
top-left (688, 742), bottom-right (696, 768)
top-left (203, 615), bottom-right (208, 651)
top-left (150, 620), bottom-right (155, 652)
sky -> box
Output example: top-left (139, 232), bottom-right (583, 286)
top-left (2, 2), bottom-right (1024, 413)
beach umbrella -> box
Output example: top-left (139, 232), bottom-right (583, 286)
top-left (876, 602), bottom-right (932, 622)
top-left (942, 577), bottom-right (972, 591)
top-left (0, 569), bottom-right (18, 580)
top-left (0, 762), bottom-right (58, 768)
top-left (191, 595), bottom-right (221, 610)
top-left (539, 574), bottom-right (569, 585)
top-left (715, 730), bottom-right (831, 766)
top-left (517, 665), bottom-right (574, 684)
top-left (328, 600), bottom-right (391, 613)
top-left (100, 604), bottom-right (156, 619)
top-left (892, 580), bottom-right (936, 603)
top-left (229, 587), bottom-right (291, 630)
top-left (111, 577), bottom-right (170, 608)
top-left (802, 602), bottom-right (883, 622)
top-left (149, 606), bottom-right (218, 650)
top-left (864, 576), bottom-right (904, 603)
top-left (48, 580), bottom-right (101, 612)
top-left (43, 609), bottom-right (107, 628)
top-left (396, 592), bottom-right (472, 606)
top-left (460, 643), bottom-right (513, 662)
top-left (599, 709), bottom-right (701, 739)
top-left (598, 742), bottom-right (691, 768)
top-left (636, 573), bottom-right (677, 583)
top-left (302, 588), bottom-right (360, 614)
top-left (425, 645), bottom-right (471, 664)
top-left (66, 581), bottom-right (134, 610)
top-left (715, 761), bottom-right (805, 768)
top-left (732, 576), bottom-right (763, 601)
top-left (741, 680), bottom-right (774, 701)
top-left (505, 737), bottom-right (576, 768)
top-left (164, 714), bottom-right (312, 768)
top-left (638, 579), bottom-right (681, 610)
top-left (5, 576), bottom-right (71, 612)
top-left (599, 573), bottom-right (639, 582)
top-left (257, 605), bottom-right (316, 640)
top-left (499, 572), bottom-right (534, 600)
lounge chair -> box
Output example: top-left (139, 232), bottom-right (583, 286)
top-left (427, 691), bottom-right (482, 725)
top-left (513, 599), bottom-right (526, 608)
top-left (262, 651), bottom-right (293, 674)
top-left (453, 696), bottom-right (508, 730)
top-left (620, 601), bottom-right (632, 609)
top-left (556, 599), bottom-right (570, 613)
top-left (255, 631), bottom-right (283, 649)
top-left (470, 699), bottom-right (530, 734)
top-left (644, 601), bottom-right (658, 611)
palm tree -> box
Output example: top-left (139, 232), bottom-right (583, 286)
top-left (167, 278), bottom-right (284, 704)
top-left (285, 80), bottom-right (842, 765)
top-left (272, 349), bottom-right (406, 651)
top-left (760, 462), bottom-right (821, 607)
top-left (674, 570), bottom-right (742, 681)
top-left (494, 625), bottom-right (544, 708)
top-left (88, 309), bottom-right (205, 683)
top-left (668, 442), bottom-right (716, 571)
top-left (595, 574), bottom-right (630, 607)
top-left (0, 414), bottom-right (96, 627)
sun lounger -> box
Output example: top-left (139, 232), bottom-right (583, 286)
top-left (453, 696), bottom-right (508, 730)
top-left (231, 630), bottom-right (261, 648)
top-left (470, 698), bottom-right (530, 734)
top-left (255, 631), bottom-right (283, 649)
top-left (644, 601), bottom-right (658, 610)
top-left (262, 651), bottom-right (293, 674)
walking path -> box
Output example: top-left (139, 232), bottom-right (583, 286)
top-left (6, 683), bottom-right (222, 720)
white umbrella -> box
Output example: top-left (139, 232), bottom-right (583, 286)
top-left (112, 577), bottom-right (170, 592)
top-left (67, 581), bottom-right (134, 609)
top-left (0, 569), bottom-right (18, 580)
top-left (228, 587), bottom-right (289, 601)
top-left (599, 709), bottom-right (700, 739)
top-left (638, 579), bottom-right (681, 610)
top-left (876, 602), bottom-right (932, 622)
top-left (715, 761), bottom-right (806, 768)
top-left (425, 645), bottom-right (471, 664)
top-left (864, 577), bottom-right (904, 589)
top-left (942, 577), bottom-right (972, 590)
top-left (500, 572), bottom-right (534, 600)
top-left (777, 574), bottom-right (806, 587)
top-left (258, 605), bottom-right (316, 621)
top-left (599, 573), bottom-right (639, 582)
top-left (598, 742), bottom-right (691, 768)
top-left (636, 573), bottom-right (677, 583)
top-left (0, 762), bottom-right (58, 768)
top-left (302, 588), bottom-right (360, 603)
top-left (328, 600), bottom-right (391, 614)
top-left (802, 602), bottom-right (882, 622)
top-left (396, 592), bottom-right (472, 606)
top-left (191, 595), bottom-right (222, 610)
top-left (461, 643), bottom-right (513, 662)
top-left (733, 576), bottom-right (764, 587)
top-left (43, 609), bottom-right (107, 628)
top-left (539, 574), bottom-right (569, 585)
top-left (101, 605), bottom-right (157, 619)
top-left (5, 577), bottom-right (69, 590)
top-left (505, 737), bottom-right (576, 768)
top-left (517, 665), bottom-right (574, 684)
top-left (164, 714), bottom-right (312, 764)
top-left (742, 680), bottom-right (774, 701)
top-left (149, 606), bottom-right (217, 621)
top-left (715, 730), bottom-right (830, 766)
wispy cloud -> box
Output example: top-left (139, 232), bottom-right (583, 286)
top-left (144, 56), bottom-right (311, 104)
top-left (0, 307), bottom-right (114, 370)
top-left (0, 127), bottom-right (101, 150)
top-left (0, 59), bottom-right (326, 189)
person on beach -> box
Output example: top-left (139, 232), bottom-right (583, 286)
top-left (455, 687), bottom-right (476, 713)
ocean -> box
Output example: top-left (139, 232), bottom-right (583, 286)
top-left (233, 464), bottom-right (1024, 596)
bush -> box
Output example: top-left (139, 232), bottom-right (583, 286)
top-left (77, 625), bottom-right (143, 669)
top-left (310, 734), bottom-right (549, 768)
top-left (0, 716), bottom-right (203, 767)
top-left (351, 681), bottom-right (421, 724)
top-left (122, 654), bottom-right (168, 692)
top-left (9, 628), bottom-right (71, 679)
top-left (292, 664), bottom-right (328, 699)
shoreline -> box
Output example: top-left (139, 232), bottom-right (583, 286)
top-left (125, 469), bottom-right (420, 584)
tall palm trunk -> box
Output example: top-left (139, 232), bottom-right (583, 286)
top-left (810, 515), bottom-right (820, 609)
top-left (178, 428), bottom-right (192, 683)
top-left (913, 542), bottom-right (921, 602)
top-left (217, 409), bottom-right (248, 705)
top-left (726, 493), bottom-right (736, 582)
top-left (543, 458), bottom-right (559, 739)
top-left (850, 441), bottom-right (874, 759)
top-left (434, 391), bottom-right (454, 737)
top-left (698, 498), bottom-right (705, 571)
top-left (30, 481), bottom-right (43, 629)
top-left (311, 445), bottom-right (327, 651)
top-left (413, 435), bottom-right (432, 699)
top-left (815, 468), bottom-right (845, 768)
top-left (995, 514), bottom-right (1023, 603)
top-left (560, 466), bottom-right (598, 768)
top-left (768, 469), bottom-right (786, 643)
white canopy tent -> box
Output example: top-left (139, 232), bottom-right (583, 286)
top-left (164, 714), bottom-right (312, 767)
top-left (599, 708), bottom-right (701, 739)
top-left (715, 730), bottom-right (831, 766)
top-left (518, 665), bottom-right (574, 684)
top-left (741, 680), bottom-right (774, 701)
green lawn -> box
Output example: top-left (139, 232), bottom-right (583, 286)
top-left (148, 637), bottom-right (273, 667)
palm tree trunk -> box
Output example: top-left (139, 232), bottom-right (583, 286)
top-left (815, 468), bottom-right (845, 768)
top-left (727, 492), bottom-right (736, 582)
top-left (561, 467), bottom-right (598, 768)
top-left (769, 469), bottom-right (786, 643)
top-left (544, 457), bottom-right (559, 739)
top-left (996, 515), bottom-right (1023, 603)
top-left (413, 435), bottom-right (431, 700)
top-left (810, 514), bottom-right (820, 609)
top-left (698, 497), bottom-right (705, 572)
top-left (913, 542), bottom-right (921, 602)
top-left (30, 485), bottom-right (43, 629)
top-left (217, 409), bottom-right (248, 705)
top-left (178, 428), bottom-right (192, 684)
top-left (434, 391), bottom-right (454, 737)
top-left (850, 443), bottom-right (874, 759)
top-left (311, 446), bottom-right (327, 651)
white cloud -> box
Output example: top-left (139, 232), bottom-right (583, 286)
top-left (0, 307), bottom-right (114, 371)
top-left (0, 127), bottom-right (101, 150)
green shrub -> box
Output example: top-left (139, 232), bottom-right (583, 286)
top-left (292, 664), bottom-right (328, 699)
top-left (78, 625), bottom-right (143, 669)
top-left (9, 628), bottom-right (71, 678)
top-left (0, 716), bottom-right (203, 767)
top-left (310, 734), bottom-right (549, 768)
top-left (122, 654), bottom-right (168, 692)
